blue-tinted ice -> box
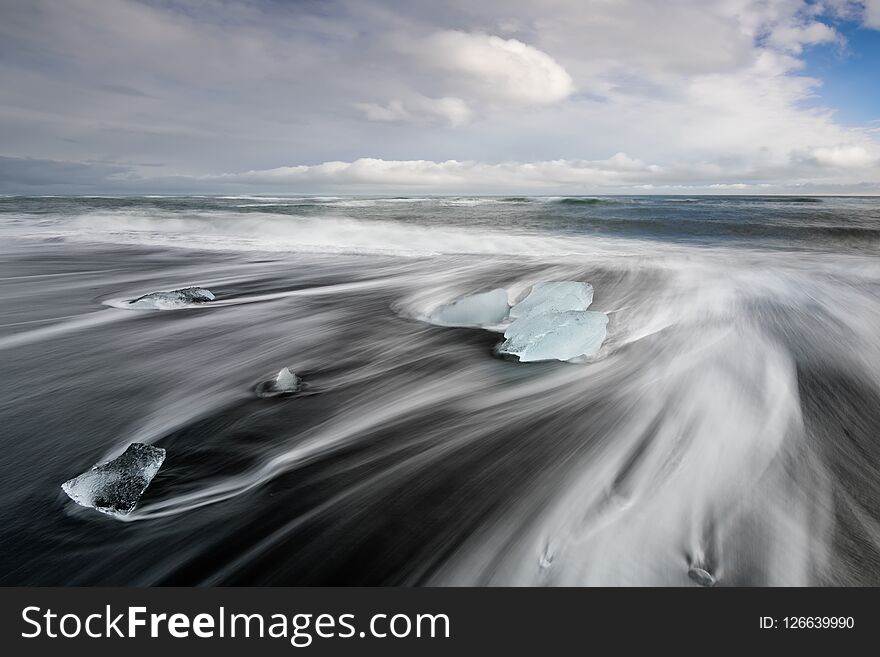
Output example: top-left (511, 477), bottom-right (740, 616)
top-left (498, 310), bottom-right (608, 362)
top-left (509, 282), bottom-right (593, 320)
top-left (430, 288), bottom-right (510, 328)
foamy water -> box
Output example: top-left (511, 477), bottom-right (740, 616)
top-left (0, 195), bottom-right (878, 585)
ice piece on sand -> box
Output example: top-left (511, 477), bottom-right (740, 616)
top-left (430, 289), bottom-right (510, 328)
top-left (61, 443), bottom-right (166, 517)
top-left (497, 310), bottom-right (608, 362)
top-left (275, 367), bottom-right (298, 390)
top-left (256, 367), bottom-right (302, 397)
top-left (128, 287), bottom-right (215, 310)
top-left (509, 282), bottom-right (593, 320)
top-left (688, 567), bottom-right (716, 587)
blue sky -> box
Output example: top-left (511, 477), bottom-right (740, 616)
top-left (802, 20), bottom-right (880, 125)
top-left (1, 0), bottom-right (879, 194)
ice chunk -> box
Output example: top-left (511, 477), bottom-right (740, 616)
top-left (430, 289), bottom-right (509, 328)
top-left (275, 367), bottom-right (298, 390)
top-left (509, 282), bottom-right (593, 320)
top-left (61, 443), bottom-right (166, 517)
top-left (256, 367), bottom-right (302, 397)
top-left (498, 310), bottom-right (608, 362)
top-left (128, 286), bottom-right (215, 310)
top-left (688, 567), bottom-right (716, 587)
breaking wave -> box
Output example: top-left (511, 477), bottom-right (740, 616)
top-left (12, 208), bottom-right (654, 258)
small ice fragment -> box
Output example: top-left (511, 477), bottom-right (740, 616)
top-left (539, 543), bottom-right (554, 569)
top-left (497, 310), bottom-right (608, 362)
top-left (688, 567), bottom-right (716, 587)
top-left (275, 367), bottom-right (298, 390)
top-left (429, 289), bottom-right (510, 328)
top-left (509, 282), bottom-right (593, 320)
top-left (61, 443), bottom-right (166, 517)
top-left (256, 367), bottom-right (302, 397)
top-left (127, 287), bottom-right (215, 310)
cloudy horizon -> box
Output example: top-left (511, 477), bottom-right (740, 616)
top-left (2, 0), bottom-right (880, 194)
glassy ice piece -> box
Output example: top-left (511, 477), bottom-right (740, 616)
top-left (688, 567), bottom-right (716, 587)
top-left (498, 310), bottom-right (608, 362)
top-left (128, 287), bottom-right (215, 310)
top-left (275, 367), bottom-right (298, 391)
top-left (256, 367), bottom-right (302, 397)
top-left (430, 289), bottom-right (509, 328)
top-left (61, 443), bottom-right (166, 517)
top-left (509, 282), bottom-right (593, 320)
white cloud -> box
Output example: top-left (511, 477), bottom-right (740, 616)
top-left (803, 1), bottom-right (880, 30)
top-left (864, 0), bottom-right (880, 28)
top-left (397, 30), bottom-right (574, 106)
top-left (355, 95), bottom-right (472, 126)
top-left (197, 147), bottom-right (880, 191)
top-left (205, 155), bottom-right (658, 189)
top-left (799, 144), bottom-right (879, 167)
top-left (768, 20), bottom-right (840, 53)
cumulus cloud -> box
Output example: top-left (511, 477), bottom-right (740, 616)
top-left (193, 148), bottom-right (879, 191)
top-left (397, 30), bottom-right (575, 106)
top-left (798, 144), bottom-right (879, 168)
top-left (206, 154), bottom-right (656, 189)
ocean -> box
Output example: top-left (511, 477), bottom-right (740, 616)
top-left (1, 194), bottom-right (879, 585)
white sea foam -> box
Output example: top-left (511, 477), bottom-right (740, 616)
top-left (33, 209), bottom-right (650, 258)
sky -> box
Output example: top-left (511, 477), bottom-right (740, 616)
top-left (1, 0), bottom-right (880, 194)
